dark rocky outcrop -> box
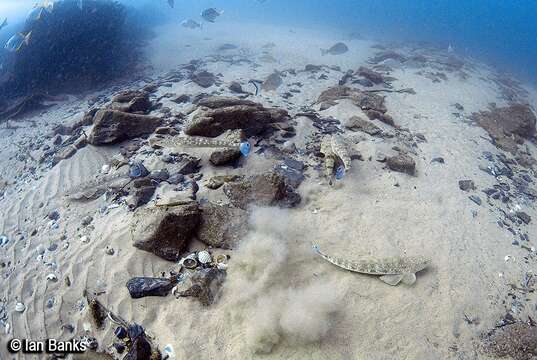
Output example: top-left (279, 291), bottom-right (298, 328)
top-left (131, 202), bottom-right (201, 261)
top-left (109, 90), bottom-right (151, 113)
top-left (210, 148), bottom-right (241, 166)
top-left (473, 104), bottom-right (536, 153)
top-left (386, 154), bottom-right (416, 175)
top-left (223, 172), bottom-right (301, 209)
top-left (197, 202), bottom-right (249, 249)
top-left (126, 277), bottom-right (176, 299)
top-left (185, 96), bottom-right (289, 137)
top-left (89, 110), bottom-right (162, 145)
top-left (357, 66), bottom-right (384, 84)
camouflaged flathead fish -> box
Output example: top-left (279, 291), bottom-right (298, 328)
top-left (312, 244), bottom-right (429, 286)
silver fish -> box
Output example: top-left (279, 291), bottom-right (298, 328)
top-left (312, 244), bottom-right (430, 286)
top-left (0, 18), bottom-right (7, 31)
top-left (181, 19), bottom-right (202, 29)
top-left (201, 8), bottom-right (223, 23)
top-left (4, 32), bottom-right (32, 53)
top-left (321, 42), bottom-right (349, 56)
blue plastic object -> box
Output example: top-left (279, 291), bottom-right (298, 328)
top-left (335, 165), bottom-right (345, 180)
top-left (239, 142), bottom-right (251, 157)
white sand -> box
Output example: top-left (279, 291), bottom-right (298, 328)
top-left (0, 22), bottom-right (536, 359)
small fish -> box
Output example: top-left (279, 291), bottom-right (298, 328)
top-left (181, 19), bottom-right (202, 29)
top-left (321, 42), bottom-right (349, 56)
top-left (168, 0), bottom-right (174, 8)
top-left (0, 18), bottom-right (7, 31)
top-left (312, 244), bottom-right (430, 286)
top-left (4, 32), bottom-right (32, 53)
top-left (201, 8), bottom-right (223, 23)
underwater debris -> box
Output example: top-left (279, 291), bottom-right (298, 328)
top-left (312, 244), bottom-right (430, 286)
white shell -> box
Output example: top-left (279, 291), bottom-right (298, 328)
top-left (197, 250), bottom-right (212, 264)
top-left (15, 302), bottom-right (25, 313)
top-left (46, 273), bottom-right (57, 281)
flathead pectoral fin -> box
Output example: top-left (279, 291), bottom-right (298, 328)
top-left (401, 272), bottom-right (417, 286)
top-left (379, 274), bottom-right (403, 286)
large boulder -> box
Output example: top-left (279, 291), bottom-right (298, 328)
top-left (109, 90), bottom-right (151, 113)
top-left (89, 110), bottom-right (162, 145)
top-left (197, 203), bottom-right (249, 249)
top-left (473, 104), bottom-right (536, 153)
top-left (185, 97), bottom-right (289, 137)
top-left (223, 172), bottom-right (301, 209)
top-left (131, 202), bottom-right (201, 261)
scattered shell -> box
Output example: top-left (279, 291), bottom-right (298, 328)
top-left (504, 255), bottom-right (512, 262)
top-left (217, 263), bottom-right (228, 270)
top-left (15, 302), bottom-right (25, 313)
top-left (182, 258), bottom-right (198, 269)
top-left (0, 235), bottom-right (9, 246)
top-left (163, 344), bottom-right (176, 359)
top-left (215, 254), bottom-right (228, 264)
top-left (46, 273), bottom-right (58, 282)
top-left (101, 164), bottom-right (110, 174)
top-left (197, 250), bottom-right (212, 264)
top-left (105, 247), bottom-right (115, 255)
top-left (80, 236), bottom-right (89, 243)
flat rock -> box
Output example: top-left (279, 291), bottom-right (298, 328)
top-left (344, 116), bottom-right (382, 135)
top-left (357, 66), bottom-right (384, 84)
top-left (89, 110), bottom-right (162, 145)
top-left (210, 148), bottom-right (241, 166)
top-left (126, 277), bottom-right (176, 299)
top-left (459, 180), bottom-right (476, 191)
top-left (110, 90), bottom-right (151, 113)
top-left (185, 96), bottom-right (289, 137)
top-left (223, 172), bottom-right (301, 209)
top-left (197, 202), bottom-right (249, 249)
top-left (191, 70), bottom-right (217, 88)
top-left (473, 104), bottom-right (536, 153)
top-left (131, 202), bottom-right (201, 261)
top-left (386, 154), bottom-right (416, 175)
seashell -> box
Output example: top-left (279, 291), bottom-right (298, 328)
top-left (197, 250), bottom-right (212, 264)
top-left (215, 254), bottom-right (228, 264)
top-left (46, 273), bottom-right (58, 282)
top-left (182, 258), bottom-right (198, 269)
top-left (129, 161), bottom-right (149, 179)
top-left (15, 302), bottom-right (25, 313)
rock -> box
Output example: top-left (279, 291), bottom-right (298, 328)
top-left (191, 70), bottom-right (217, 88)
top-left (197, 202), bottom-right (249, 249)
top-left (344, 116), bottom-right (381, 135)
top-left (89, 110), bottom-right (162, 145)
top-left (185, 96), bottom-right (289, 137)
top-left (357, 66), bottom-right (384, 84)
top-left (305, 64), bottom-right (323, 72)
top-left (210, 148), bottom-right (241, 166)
top-left (516, 211), bottom-right (532, 224)
top-left (386, 154), bottom-right (416, 175)
top-left (155, 126), bottom-right (179, 136)
top-left (149, 169), bottom-right (170, 182)
top-left (48, 210), bottom-right (60, 221)
top-left (317, 86), bottom-right (387, 114)
top-left (126, 277), bottom-right (176, 299)
top-left (365, 110), bottom-right (394, 126)
top-left (110, 90), bottom-right (151, 113)
top-left (319, 100), bottom-right (338, 111)
top-left (262, 71), bottom-right (283, 91)
top-left (126, 178), bottom-right (157, 209)
top-left (81, 215), bottom-right (93, 226)
top-left (171, 94), bottom-right (191, 104)
top-left (228, 81), bottom-right (245, 93)
top-left (131, 202), bottom-right (201, 261)
top-left (473, 104), bottom-right (536, 153)
top-left (483, 322), bottom-right (537, 360)
top-left (370, 51), bottom-right (407, 64)
top-left (176, 154), bottom-right (201, 175)
top-left (176, 268), bottom-right (226, 306)
top-left (459, 180), bottom-right (476, 191)
top-left (469, 195), bottom-right (482, 206)
top-left (205, 175), bottom-right (243, 190)
top-left (274, 158), bottom-right (305, 188)
top-left (223, 172), bottom-right (301, 209)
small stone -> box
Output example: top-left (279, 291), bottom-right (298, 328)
top-left (0, 235), bottom-right (9, 247)
top-left (469, 195), bottom-right (482, 206)
top-left (126, 277), bottom-right (176, 299)
top-left (47, 243), bottom-right (58, 252)
top-left (431, 157), bottom-right (445, 164)
top-left (81, 216), bottom-right (93, 226)
top-left (105, 247), bottom-right (115, 256)
top-left (516, 211), bottom-right (531, 225)
top-left (36, 244), bottom-right (46, 255)
top-left (458, 180), bottom-right (475, 192)
top-left (15, 302), bottom-right (26, 313)
top-left (48, 210), bottom-right (60, 221)
top-left (386, 154), bottom-right (416, 175)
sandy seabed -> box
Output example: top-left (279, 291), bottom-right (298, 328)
top-left (0, 21), bottom-right (536, 359)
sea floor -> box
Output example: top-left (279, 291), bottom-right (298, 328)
top-left (0, 22), bottom-right (536, 359)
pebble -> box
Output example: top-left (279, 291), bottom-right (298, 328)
top-left (81, 216), bottom-right (93, 226)
top-left (459, 180), bottom-right (475, 192)
top-left (46, 273), bottom-right (58, 282)
top-left (80, 236), bottom-right (89, 244)
top-left (105, 247), bottom-right (115, 256)
top-left (15, 302), bottom-right (25, 313)
top-left (469, 195), bottom-right (482, 206)
top-left (48, 210), bottom-right (60, 221)
top-left (0, 235), bottom-right (9, 247)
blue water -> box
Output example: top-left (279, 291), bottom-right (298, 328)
top-left (1, 0), bottom-right (536, 82)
